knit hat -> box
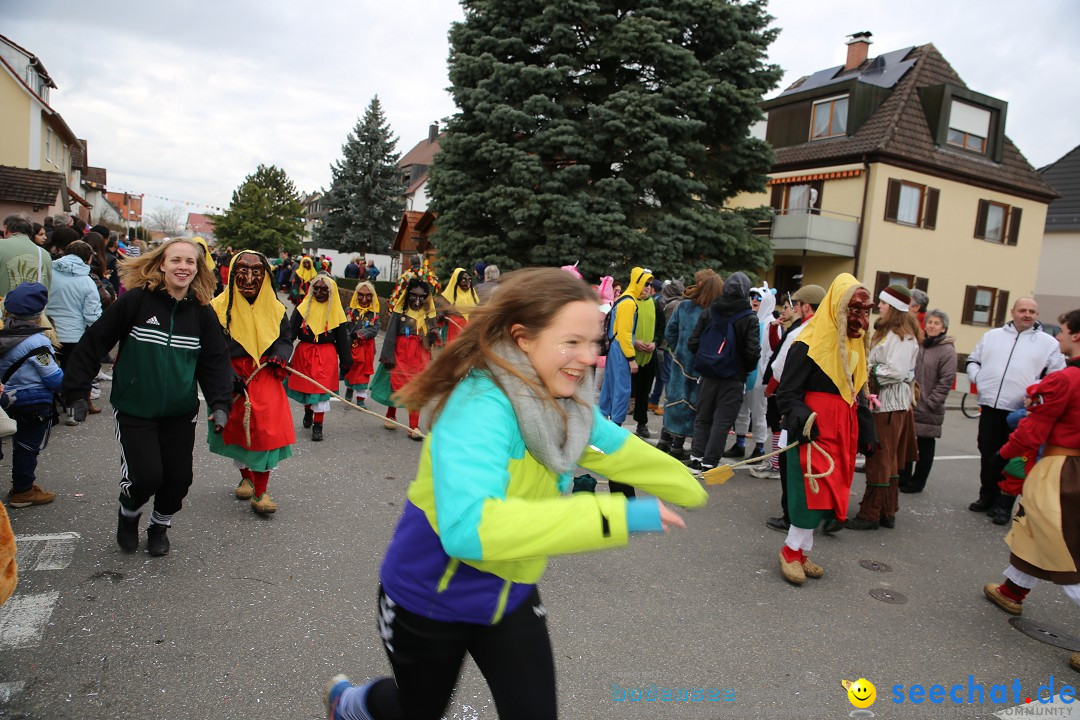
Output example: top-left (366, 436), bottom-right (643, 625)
top-left (879, 283), bottom-right (912, 312)
top-left (791, 284), bottom-right (826, 306)
top-left (4, 282), bottom-right (48, 316)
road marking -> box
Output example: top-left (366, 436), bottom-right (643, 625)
top-left (0, 681), bottom-right (25, 703)
top-left (0, 591), bottom-right (60, 649)
top-left (15, 532), bottom-right (80, 571)
top-left (933, 455), bottom-right (981, 461)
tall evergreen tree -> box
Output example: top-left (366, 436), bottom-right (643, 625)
top-left (429, 0), bottom-right (781, 279)
top-left (316, 96), bottom-right (404, 255)
top-left (211, 164), bottom-right (305, 257)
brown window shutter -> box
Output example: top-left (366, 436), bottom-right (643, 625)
top-left (873, 271), bottom-right (889, 312)
top-left (884, 179), bottom-right (901, 222)
top-left (1007, 206), bottom-right (1022, 246)
top-left (770, 185), bottom-right (784, 211)
top-left (974, 199), bottom-right (989, 239)
top-left (994, 289), bottom-right (1010, 326)
top-left (962, 285), bottom-right (977, 324)
top-left (915, 276), bottom-right (929, 293)
top-left (923, 188), bottom-right (939, 230)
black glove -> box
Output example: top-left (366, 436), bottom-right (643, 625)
top-left (67, 398), bottom-right (89, 423)
top-left (210, 409), bottom-right (228, 433)
top-left (784, 406), bottom-right (818, 444)
top-left (232, 377), bottom-right (247, 395)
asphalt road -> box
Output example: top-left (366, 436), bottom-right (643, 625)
top-left (1, 385), bottom-right (1077, 720)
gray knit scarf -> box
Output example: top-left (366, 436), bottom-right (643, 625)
top-left (487, 341), bottom-right (594, 475)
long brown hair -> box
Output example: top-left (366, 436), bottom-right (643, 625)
top-left (118, 238), bottom-right (216, 305)
top-left (684, 269), bottom-right (723, 308)
top-left (872, 303), bottom-right (924, 346)
top-left (395, 268), bottom-right (598, 420)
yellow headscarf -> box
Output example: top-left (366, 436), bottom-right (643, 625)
top-left (350, 280), bottom-right (380, 315)
top-left (295, 256), bottom-right (318, 284)
top-left (298, 273), bottom-right (348, 337)
top-left (794, 273), bottom-right (870, 405)
top-left (192, 237), bottom-right (215, 272)
top-left (211, 251), bottom-right (286, 361)
top-left (392, 278), bottom-right (436, 336)
top-left (440, 268), bottom-right (479, 318)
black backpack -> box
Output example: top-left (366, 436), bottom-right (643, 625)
top-left (599, 296), bottom-right (635, 357)
top-left (693, 308), bottom-right (754, 379)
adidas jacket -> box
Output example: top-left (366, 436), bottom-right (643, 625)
top-left (61, 287), bottom-right (233, 419)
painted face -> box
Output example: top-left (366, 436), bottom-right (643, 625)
top-left (407, 287), bottom-right (429, 310)
top-left (846, 289), bottom-right (872, 338)
top-left (517, 300), bottom-right (602, 398)
top-left (159, 242), bottom-right (199, 295)
top-left (233, 254), bottom-right (265, 301)
top-left (312, 280), bottom-right (330, 303)
top-left (924, 314), bottom-right (945, 338)
top-left (457, 273), bottom-right (471, 290)
top-left (1011, 299), bottom-right (1038, 331)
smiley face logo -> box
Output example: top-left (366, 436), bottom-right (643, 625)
top-left (842, 678), bottom-right (877, 709)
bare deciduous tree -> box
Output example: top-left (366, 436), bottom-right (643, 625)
top-left (145, 205), bottom-right (185, 235)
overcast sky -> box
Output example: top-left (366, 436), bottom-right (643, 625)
top-left (5, 0), bottom-right (1078, 217)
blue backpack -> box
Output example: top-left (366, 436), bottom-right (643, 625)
top-left (693, 308), bottom-right (754, 379)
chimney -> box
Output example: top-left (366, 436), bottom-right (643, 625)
top-left (428, 122), bottom-right (439, 143)
top-left (845, 31), bottom-right (872, 71)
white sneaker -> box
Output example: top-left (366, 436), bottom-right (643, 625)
top-left (749, 465), bottom-right (780, 479)
top-left (89, 386), bottom-right (102, 400)
top-left (96, 370), bottom-right (112, 381)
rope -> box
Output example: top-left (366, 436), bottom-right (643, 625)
top-left (243, 362), bottom-right (424, 437)
top-left (703, 412), bottom-right (834, 493)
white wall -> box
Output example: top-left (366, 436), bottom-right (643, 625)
top-left (306, 248), bottom-right (391, 281)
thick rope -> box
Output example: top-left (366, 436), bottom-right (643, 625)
top-left (243, 362), bottom-right (424, 436)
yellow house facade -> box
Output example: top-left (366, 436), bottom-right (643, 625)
top-left (735, 35), bottom-right (1057, 355)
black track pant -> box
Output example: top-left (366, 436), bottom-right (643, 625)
top-left (367, 586), bottom-right (557, 720)
top-left (113, 407), bottom-right (198, 516)
top-left (976, 407), bottom-right (1012, 505)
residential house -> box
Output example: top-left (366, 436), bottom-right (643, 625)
top-left (300, 191), bottom-right (326, 252)
top-left (0, 33), bottom-right (84, 217)
top-left (1035, 145), bottom-right (1080, 323)
top-left (400, 124), bottom-right (442, 213)
top-left (185, 212), bottom-right (217, 241)
top-left (105, 191), bottom-right (143, 230)
top-left (730, 33), bottom-right (1057, 353)
top-left (391, 210), bottom-right (436, 279)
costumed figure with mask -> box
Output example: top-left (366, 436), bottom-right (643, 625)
top-left (289, 256), bottom-right (318, 307)
top-left (209, 251), bottom-right (295, 515)
top-left (286, 274), bottom-right (351, 442)
top-left (436, 268), bottom-right (479, 346)
top-left (343, 281), bottom-right (380, 406)
top-left (775, 273), bottom-right (878, 585)
top-left (369, 277), bottom-right (439, 440)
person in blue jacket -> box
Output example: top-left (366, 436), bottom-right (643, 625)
top-left (323, 268), bottom-right (708, 720)
top-left (1, 283), bottom-right (63, 508)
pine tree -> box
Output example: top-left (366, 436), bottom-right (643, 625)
top-left (211, 164), bottom-right (305, 258)
top-left (428, 0), bottom-right (781, 280)
top-left (316, 96), bottom-right (404, 255)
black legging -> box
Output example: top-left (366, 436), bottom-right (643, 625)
top-left (899, 436), bottom-right (937, 492)
top-left (367, 586), bottom-right (556, 720)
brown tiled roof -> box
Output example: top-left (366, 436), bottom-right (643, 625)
top-left (71, 141), bottom-right (86, 171)
top-left (0, 165), bottom-right (65, 207)
top-left (399, 135), bottom-right (442, 168)
top-left (83, 166), bottom-right (106, 187)
top-left (1040, 145), bottom-right (1080, 231)
top-left (771, 44), bottom-right (1057, 202)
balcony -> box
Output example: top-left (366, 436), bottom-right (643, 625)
top-left (763, 209), bottom-right (860, 257)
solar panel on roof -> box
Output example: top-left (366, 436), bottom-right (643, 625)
top-left (774, 46), bottom-right (917, 97)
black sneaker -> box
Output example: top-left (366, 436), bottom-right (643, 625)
top-left (146, 523), bottom-right (170, 556)
top-left (969, 499), bottom-right (993, 512)
top-left (687, 458), bottom-right (702, 472)
top-left (116, 509), bottom-right (140, 552)
top-left (990, 508), bottom-right (1011, 525)
top-left (344, 388), bottom-right (354, 402)
top-left (823, 518), bottom-right (844, 534)
top-left (636, 424), bottom-right (651, 439)
top-left (312, 423), bottom-right (324, 442)
top-left (722, 444), bottom-right (745, 459)
top-left (303, 408), bottom-right (314, 429)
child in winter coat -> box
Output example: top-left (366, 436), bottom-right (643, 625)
top-left (1, 282), bottom-right (63, 508)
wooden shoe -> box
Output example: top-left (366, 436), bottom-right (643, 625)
top-left (780, 550), bottom-right (806, 585)
top-left (408, 427), bottom-right (424, 441)
top-left (983, 582), bottom-right (1022, 615)
top-left (802, 556), bottom-right (825, 579)
top-left (384, 419), bottom-right (397, 431)
top-left (235, 478), bottom-right (254, 500)
top-left (250, 493), bottom-right (278, 515)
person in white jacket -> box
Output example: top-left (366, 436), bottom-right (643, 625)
top-left (966, 297), bottom-right (1066, 523)
top-left (847, 284), bottom-right (921, 530)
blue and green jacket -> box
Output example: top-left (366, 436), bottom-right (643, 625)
top-left (380, 371), bottom-right (708, 625)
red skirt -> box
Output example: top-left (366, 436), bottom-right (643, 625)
top-left (345, 337), bottom-right (376, 386)
top-left (389, 335), bottom-right (431, 392)
top-left (797, 391), bottom-right (858, 518)
top-left (222, 357), bottom-right (295, 451)
top-left (444, 314), bottom-right (468, 346)
top-left (287, 341), bottom-right (339, 395)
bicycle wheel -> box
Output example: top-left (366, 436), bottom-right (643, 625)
top-left (961, 393), bottom-right (981, 419)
